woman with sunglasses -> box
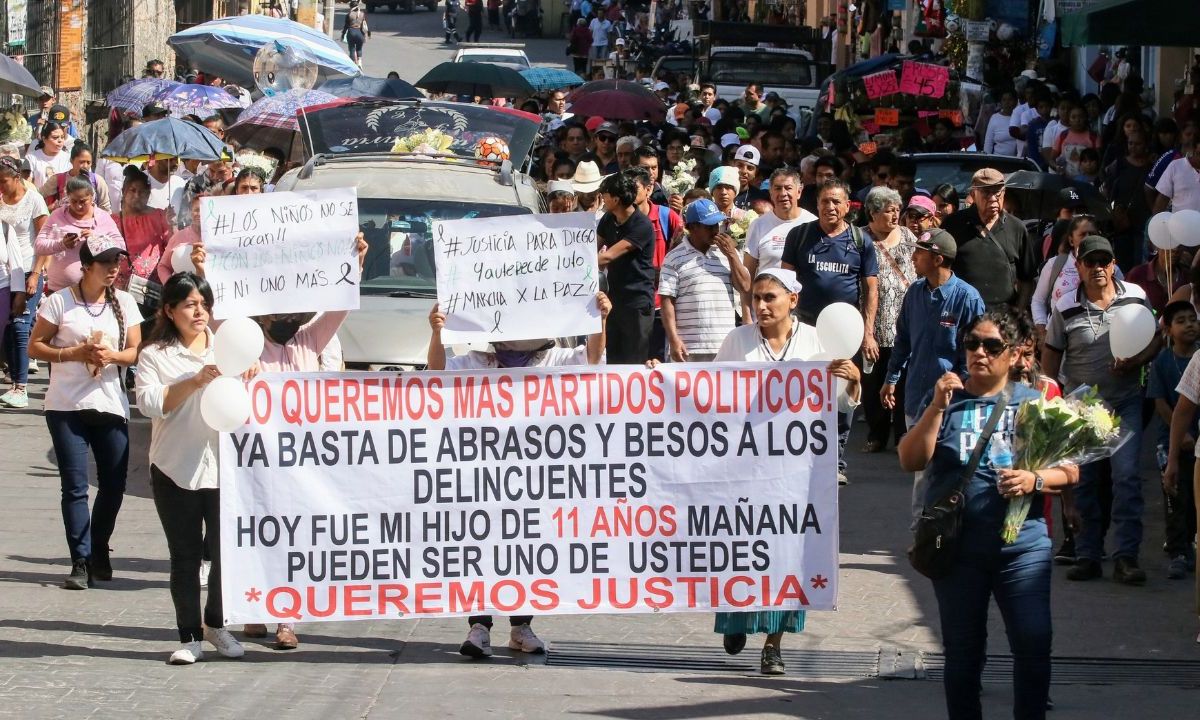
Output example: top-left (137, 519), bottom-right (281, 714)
top-left (899, 310), bottom-right (1078, 720)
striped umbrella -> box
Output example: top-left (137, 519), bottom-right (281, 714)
top-left (519, 67), bottom-right (585, 92)
top-left (156, 83), bottom-right (244, 119)
top-left (224, 88), bottom-right (337, 162)
top-left (106, 78), bottom-right (182, 114)
top-left (168, 15), bottom-right (359, 87)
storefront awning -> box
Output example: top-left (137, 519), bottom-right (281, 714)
top-left (1061, 0), bottom-right (1200, 47)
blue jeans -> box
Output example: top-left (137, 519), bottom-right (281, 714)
top-left (45, 411), bottom-right (129, 561)
top-left (1076, 395), bottom-right (1143, 562)
top-left (933, 539), bottom-right (1053, 720)
top-left (5, 272), bottom-right (43, 385)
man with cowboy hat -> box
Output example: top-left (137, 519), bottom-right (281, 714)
top-left (940, 168), bottom-right (1037, 311)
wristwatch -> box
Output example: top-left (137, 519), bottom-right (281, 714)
top-left (1033, 474), bottom-right (1045, 492)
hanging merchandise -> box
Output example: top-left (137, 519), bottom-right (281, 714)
top-left (914, 0), bottom-right (947, 39)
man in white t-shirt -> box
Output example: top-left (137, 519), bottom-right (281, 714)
top-left (1154, 152), bottom-right (1200, 213)
top-left (589, 15), bottom-right (612, 63)
top-left (743, 167), bottom-right (817, 275)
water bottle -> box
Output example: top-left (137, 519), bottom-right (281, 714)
top-left (989, 435), bottom-right (1013, 474)
top-left (862, 358), bottom-right (875, 374)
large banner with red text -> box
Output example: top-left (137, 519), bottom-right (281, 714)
top-left (219, 363), bottom-right (840, 624)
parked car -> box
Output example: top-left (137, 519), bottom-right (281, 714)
top-left (904, 152), bottom-right (1040, 204)
top-left (365, 0), bottom-right (438, 13)
top-left (453, 43), bottom-right (531, 71)
top-left (276, 100), bottom-right (544, 370)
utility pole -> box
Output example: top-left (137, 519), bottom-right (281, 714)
top-left (326, 0), bottom-right (337, 37)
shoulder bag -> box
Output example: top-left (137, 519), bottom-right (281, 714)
top-left (908, 384), bottom-right (1012, 579)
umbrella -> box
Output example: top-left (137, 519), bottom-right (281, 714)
top-left (157, 83), bottom-right (245, 119)
top-left (101, 117), bottom-right (230, 163)
top-left (168, 15), bottom-right (359, 87)
top-left (225, 88), bottom-right (337, 161)
top-left (519, 67), bottom-right (585, 92)
top-left (564, 79), bottom-right (665, 121)
top-left (0, 55), bottom-right (43, 98)
top-left (416, 62), bottom-right (535, 99)
top-left (318, 75), bottom-right (422, 100)
top-left (106, 78), bottom-right (182, 114)
top-left (1004, 170), bottom-right (1111, 222)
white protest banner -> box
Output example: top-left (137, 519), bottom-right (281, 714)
top-left (200, 187), bottom-right (361, 319)
top-left (220, 363), bottom-right (840, 624)
top-left (432, 211), bottom-right (600, 344)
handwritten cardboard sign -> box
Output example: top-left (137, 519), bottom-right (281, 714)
top-left (874, 108), bottom-right (900, 127)
top-left (200, 187), bottom-right (361, 320)
top-left (858, 141), bottom-right (878, 156)
top-left (899, 61), bottom-right (950, 99)
top-left (963, 20), bottom-right (991, 42)
top-left (863, 70), bottom-right (899, 100)
top-left (939, 109), bottom-right (964, 127)
top-left (433, 211), bottom-right (601, 344)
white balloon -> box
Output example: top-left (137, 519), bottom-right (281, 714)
top-left (1167, 209), bottom-right (1200, 247)
top-left (199, 376), bottom-right (251, 432)
top-left (1148, 212), bottom-right (1177, 250)
top-left (815, 302), bottom-right (865, 360)
top-left (1108, 304), bottom-right (1157, 360)
top-left (213, 317), bottom-right (265, 377)
top-left (170, 243), bottom-right (196, 273)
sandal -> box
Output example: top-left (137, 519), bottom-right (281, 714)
top-left (862, 440), bottom-right (884, 453)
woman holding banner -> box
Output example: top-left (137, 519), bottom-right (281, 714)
top-left (425, 291), bottom-right (612, 658)
top-left (189, 231), bottom-right (369, 650)
top-left (134, 271), bottom-right (245, 665)
top-left (710, 268), bottom-right (861, 675)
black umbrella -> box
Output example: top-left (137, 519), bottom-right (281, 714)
top-left (1004, 170), bottom-right (1111, 222)
top-left (318, 75), bottom-right (422, 100)
top-left (415, 62), bottom-right (535, 99)
top-left (0, 54), bottom-right (43, 98)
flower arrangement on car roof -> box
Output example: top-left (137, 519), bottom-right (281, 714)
top-left (390, 128), bottom-right (455, 156)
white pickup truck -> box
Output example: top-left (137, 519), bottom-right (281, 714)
top-left (707, 46), bottom-right (822, 113)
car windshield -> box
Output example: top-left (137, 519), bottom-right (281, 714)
top-left (912, 156), bottom-right (1039, 197)
top-left (460, 54), bottom-right (528, 66)
top-left (709, 54), bottom-right (812, 86)
top-left (357, 198), bottom-right (531, 296)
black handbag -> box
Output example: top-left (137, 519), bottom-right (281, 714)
top-left (908, 384), bottom-right (1011, 579)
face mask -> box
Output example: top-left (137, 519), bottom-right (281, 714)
top-left (492, 339), bottom-right (553, 368)
top-left (266, 318), bottom-right (303, 345)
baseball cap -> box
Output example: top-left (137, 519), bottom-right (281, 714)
top-left (584, 116), bottom-right (605, 133)
top-left (689, 134), bottom-right (706, 149)
top-left (970, 168), bottom-right (1006, 190)
top-left (1059, 186), bottom-right (1088, 210)
top-left (48, 105), bottom-right (70, 124)
top-left (764, 91), bottom-right (788, 106)
top-left (653, 81), bottom-right (671, 92)
top-left (905, 195), bottom-right (937, 217)
top-left (914, 228), bottom-right (957, 260)
top-left (79, 234), bottom-right (130, 265)
top-left (684, 198), bottom-right (727, 226)
top-left (142, 101), bottom-right (169, 119)
top-left (719, 133), bottom-right (741, 148)
top-left (38, 85), bottom-right (54, 100)
top-left (733, 144), bottom-right (761, 166)
top-left (547, 179), bottom-right (575, 195)
top-left (1076, 235), bottom-right (1115, 261)
top-left (615, 38), bottom-right (626, 46)
top-left (594, 121), bottom-right (618, 137)
top-left (734, 126), bottom-right (750, 140)
top-left (708, 166), bottom-right (741, 194)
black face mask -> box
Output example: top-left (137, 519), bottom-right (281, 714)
top-left (266, 318), bottom-right (303, 345)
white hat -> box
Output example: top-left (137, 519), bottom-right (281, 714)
top-left (615, 38), bottom-right (626, 46)
top-left (547, 180), bottom-right (575, 195)
top-left (719, 132), bottom-right (741, 148)
top-left (707, 165), bottom-right (741, 194)
top-left (571, 160), bottom-right (606, 193)
top-left (755, 268), bottom-right (802, 294)
top-left (733, 144), bottom-right (761, 166)
top-left (653, 81), bottom-right (671, 92)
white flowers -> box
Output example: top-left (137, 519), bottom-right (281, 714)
top-left (663, 157), bottom-right (697, 195)
top-left (0, 108), bottom-right (32, 146)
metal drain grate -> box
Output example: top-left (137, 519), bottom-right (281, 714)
top-left (921, 653), bottom-right (1200, 687)
top-left (547, 641), bottom-right (882, 678)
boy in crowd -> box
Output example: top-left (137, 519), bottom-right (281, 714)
top-left (1147, 301), bottom-right (1199, 579)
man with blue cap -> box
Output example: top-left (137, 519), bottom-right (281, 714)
top-left (657, 199), bottom-right (751, 362)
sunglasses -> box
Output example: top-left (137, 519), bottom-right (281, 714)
top-left (596, 135), bottom-right (616, 143)
top-left (1081, 254), bottom-right (1113, 267)
top-left (963, 335), bottom-right (1009, 356)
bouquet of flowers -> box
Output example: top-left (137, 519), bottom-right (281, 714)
top-left (390, 128), bottom-right (455, 156)
top-left (999, 386), bottom-right (1128, 543)
top-left (727, 209), bottom-right (758, 249)
top-left (235, 151), bottom-right (278, 180)
top-left (662, 157), bottom-right (697, 195)
top-left (0, 107), bottom-right (32, 146)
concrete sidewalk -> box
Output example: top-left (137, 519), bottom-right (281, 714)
top-left (0, 376), bottom-right (1196, 719)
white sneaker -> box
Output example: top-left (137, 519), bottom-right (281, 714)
top-left (169, 641), bottom-right (203, 665)
top-left (459, 623), bottom-right (492, 658)
top-left (203, 626), bottom-right (245, 658)
top-left (199, 560), bottom-right (211, 588)
top-left (507, 624), bottom-right (545, 654)
top-left (28, 359), bottom-right (39, 375)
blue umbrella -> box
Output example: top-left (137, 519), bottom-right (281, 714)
top-left (100, 117), bottom-right (230, 163)
top-left (106, 78), bottom-right (182, 114)
top-left (157, 83), bottom-right (244, 119)
top-left (0, 54), bottom-right (44, 98)
top-left (519, 68), bottom-right (585, 92)
top-left (168, 15), bottom-right (359, 87)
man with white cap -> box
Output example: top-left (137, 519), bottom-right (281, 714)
top-left (658, 198), bottom-right (750, 362)
top-left (730, 145), bottom-right (764, 211)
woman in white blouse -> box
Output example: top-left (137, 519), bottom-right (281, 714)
top-left (134, 272), bottom-right (245, 665)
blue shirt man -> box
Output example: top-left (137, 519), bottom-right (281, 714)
top-left (885, 229), bottom-right (986, 420)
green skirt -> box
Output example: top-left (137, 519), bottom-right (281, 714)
top-left (714, 610), bottom-right (805, 635)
